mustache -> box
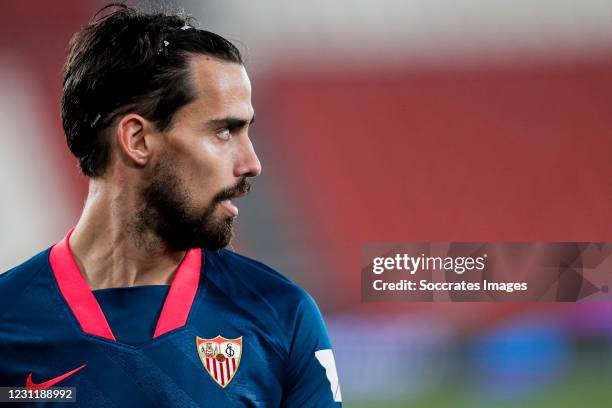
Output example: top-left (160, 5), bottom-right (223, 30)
top-left (213, 177), bottom-right (252, 204)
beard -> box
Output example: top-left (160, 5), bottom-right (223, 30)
top-left (135, 157), bottom-right (251, 251)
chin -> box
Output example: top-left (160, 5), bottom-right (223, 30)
top-left (209, 216), bottom-right (235, 248)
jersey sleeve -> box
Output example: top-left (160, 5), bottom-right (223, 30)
top-left (281, 290), bottom-right (342, 407)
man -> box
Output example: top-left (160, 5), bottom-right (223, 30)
top-left (0, 4), bottom-right (341, 407)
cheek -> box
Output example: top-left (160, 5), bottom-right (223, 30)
top-left (199, 138), bottom-right (238, 179)
top-left (183, 161), bottom-right (216, 206)
top-left (182, 144), bottom-right (233, 205)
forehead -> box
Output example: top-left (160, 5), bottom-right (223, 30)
top-left (184, 55), bottom-right (252, 119)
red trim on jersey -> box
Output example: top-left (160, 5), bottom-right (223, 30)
top-left (153, 246), bottom-right (201, 338)
top-left (49, 228), bottom-right (202, 342)
top-left (49, 229), bottom-right (116, 341)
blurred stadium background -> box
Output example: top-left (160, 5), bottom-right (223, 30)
top-left (2, 0), bottom-right (612, 406)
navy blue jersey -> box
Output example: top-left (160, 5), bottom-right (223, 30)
top-left (0, 231), bottom-right (342, 407)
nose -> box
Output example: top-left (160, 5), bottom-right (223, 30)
top-left (235, 136), bottom-right (262, 178)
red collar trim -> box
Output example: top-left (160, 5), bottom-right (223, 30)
top-left (153, 246), bottom-right (201, 338)
top-left (49, 228), bottom-right (202, 342)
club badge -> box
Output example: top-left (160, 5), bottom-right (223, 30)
top-left (196, 335), bottom-right (242, 388)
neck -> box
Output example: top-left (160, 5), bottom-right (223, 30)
top-left (69, 180), bottom-right (186, 290)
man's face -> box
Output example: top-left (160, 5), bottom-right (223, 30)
top-left (138, 55), bottom-right (261, 251)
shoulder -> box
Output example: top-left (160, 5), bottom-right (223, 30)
top-left (0, 248), bottom-right (50, 290)
top-left (0, 248), bottom-right (50, 314)
top-left (205, 248), bottom-right (313, 309)
top-left (204, 248), bottom-right (326, 333)
top-left (205, 249), bottom-right (334, 380)
top-left (205, 248), bottom-right (331, 348)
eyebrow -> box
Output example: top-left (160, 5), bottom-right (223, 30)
top-left (207, 113), bottom-right (255, 129)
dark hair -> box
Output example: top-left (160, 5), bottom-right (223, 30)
top-left (61, 3), bottom-right (243, 177)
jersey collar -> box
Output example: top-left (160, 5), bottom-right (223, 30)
top-left (49, 228), bottom-right (202, 342)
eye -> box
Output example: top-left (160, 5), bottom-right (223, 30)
top-left (216, 128), bottom-right (232, 141)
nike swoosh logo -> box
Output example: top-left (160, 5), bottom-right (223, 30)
top-left (25, 364), bottom-right (86, 389)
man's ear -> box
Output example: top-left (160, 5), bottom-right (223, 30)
top-left (115, 114), bottom-right (156, 168)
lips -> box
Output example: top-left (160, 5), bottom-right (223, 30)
top-left (216, 178), bottom-right (250, 218)
top-left (219, 199), bottom-right (239, 217)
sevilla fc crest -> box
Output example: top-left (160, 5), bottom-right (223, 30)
top-left (196, 335), bottom-right (242, 388)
